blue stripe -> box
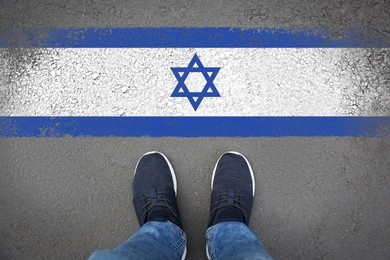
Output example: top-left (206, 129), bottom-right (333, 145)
top-left (0, 27), bottom-right (387, 48)
top-left (0, 117), bottom-right (389, 137)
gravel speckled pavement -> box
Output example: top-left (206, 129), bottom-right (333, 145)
top-left (1, 1), bottom-right (390, 259)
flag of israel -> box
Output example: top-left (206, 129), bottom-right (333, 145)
top-left (0, 27), bottom-right (389, 137)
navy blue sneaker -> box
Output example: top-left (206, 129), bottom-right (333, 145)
top-left (132, 151), bottom-right (183, 229)
top-left (208, 151), bottom-right (255, 227)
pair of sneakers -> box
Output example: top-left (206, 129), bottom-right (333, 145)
top-left (132, 151), bottom-right (255, 229)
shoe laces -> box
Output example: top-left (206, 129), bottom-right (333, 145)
top-left (210, 188), bottom-right (248, 220)
top-left (139, 188), bottom-right (179, 223)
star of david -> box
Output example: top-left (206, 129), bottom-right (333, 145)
top-left (171, 54), bottom-right (220, 111)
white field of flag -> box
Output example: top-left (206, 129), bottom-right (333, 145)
top-left (0, 27), bottom-right (389, 137)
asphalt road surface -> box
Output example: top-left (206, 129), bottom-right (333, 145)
top-left (1, 1), bottom-right (390, 259)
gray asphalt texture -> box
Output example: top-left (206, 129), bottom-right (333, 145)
top-left (1, 1), bottom-right (390, 260)
top-left (1, 138), bottom-right (389, 260)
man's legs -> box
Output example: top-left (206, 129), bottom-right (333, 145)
top-left (206, 222), bottom-right (271, 260)
top-left (206, 152), bottom-right (273, 260)
top-left (89, 221), bottom-right (186, 260)
top-left (89, 151), bottom-right (186, 260)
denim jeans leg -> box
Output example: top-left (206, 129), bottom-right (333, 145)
top-left (206, 221), bottom-right (273, 260)
top-left (88, 221), bottom-right (187, 260)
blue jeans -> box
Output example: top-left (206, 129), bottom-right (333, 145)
top-left (89, 221), bottom-right (272, 260)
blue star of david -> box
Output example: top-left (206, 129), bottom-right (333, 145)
top-left (171, 54), bottom-right (220, 111)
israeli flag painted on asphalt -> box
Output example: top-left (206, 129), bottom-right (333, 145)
top-left (0, 28), bottom-right (389, 137)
